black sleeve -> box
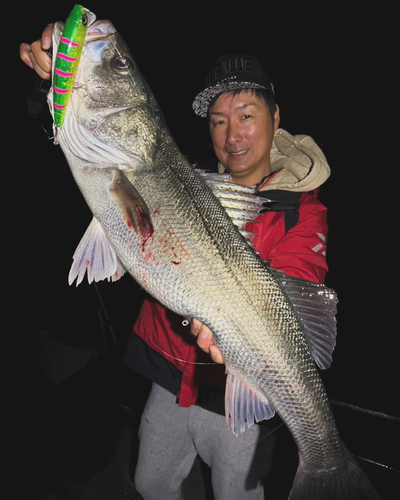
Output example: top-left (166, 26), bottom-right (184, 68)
top-left (27, 76), bottom-right (53, 136)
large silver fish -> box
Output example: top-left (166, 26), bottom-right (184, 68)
top-left (46, 11), bottom-right (381, 500)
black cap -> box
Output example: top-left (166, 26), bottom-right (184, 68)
top-left (192, 53), bottom-right (274, 117)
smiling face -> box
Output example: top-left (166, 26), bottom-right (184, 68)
top-left (209, 90), bottom-right (280, 186)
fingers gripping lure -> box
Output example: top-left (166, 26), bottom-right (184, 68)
top-left (53, 4), bottom-right (95, 140)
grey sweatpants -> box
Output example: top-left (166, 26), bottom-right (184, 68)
top-left (134, 383), bottom-right (276, 500)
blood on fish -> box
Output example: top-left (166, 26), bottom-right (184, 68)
top-left (142, 232), bottom-right (153, 253)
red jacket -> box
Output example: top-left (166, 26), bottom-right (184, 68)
top-left (132, 186), bottom-right (329, 408)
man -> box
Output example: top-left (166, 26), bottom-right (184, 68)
top-left (20, 33), bottom-right (330, 499)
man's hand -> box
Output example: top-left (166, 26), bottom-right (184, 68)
top-left (19, 23), bottom-right (53, 80)
top-left (190, 319), bottom-right (224, 364)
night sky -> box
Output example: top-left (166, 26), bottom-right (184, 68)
top-left (12, 0), bottom-right (397, 456)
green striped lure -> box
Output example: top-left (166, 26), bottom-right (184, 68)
top-left (53, 5), bottom-right (96, 135)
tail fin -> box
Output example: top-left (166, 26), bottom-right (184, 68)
top-left (288, 453), bottom-right (381, 500)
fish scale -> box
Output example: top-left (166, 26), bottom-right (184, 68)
top-left (46, 10), bottom-right (382, 500)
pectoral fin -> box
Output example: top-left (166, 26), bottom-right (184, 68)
top-left (68, 217), bottom-right (126, 286)
top-left (109, 170), bottom-right (154, 242)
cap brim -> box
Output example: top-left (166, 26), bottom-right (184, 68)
top-left (192, 81), bottom-right (267, 118)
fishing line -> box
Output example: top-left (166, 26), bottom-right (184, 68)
top-left (329, 400), bottom-right (400, 472)
top-left (142, 317), bottom-right (400, 428)
top-left (234, 420), bottom-right (400, 474)
top-left (142, 319), bottom-right (217, 365)
top-left (355, 456), bottom-right (400, 473)
top-left (143, 316), bottom-right (398, 471)
top-left (145, 315), bottom-right (399, 471)
top-left (147, 335), bottom-right (216, 365)
top-left (225, 422), bottom-right (286, 465)
top-left (329, 399), bottom-right (400, 423)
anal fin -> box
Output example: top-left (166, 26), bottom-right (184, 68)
top-left (225, 371), bottom-right (275, 436)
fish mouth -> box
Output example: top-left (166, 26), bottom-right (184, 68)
top-left (79, 21), bottom-right (117, 66)
top-left (86, 20), bottom-right (117, 42)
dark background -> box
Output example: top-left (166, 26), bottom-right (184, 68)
top-left (9, 2), bottom-right (398, 498)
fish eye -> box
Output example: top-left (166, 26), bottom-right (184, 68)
top-left (112, 55), bottom-right (134, 74)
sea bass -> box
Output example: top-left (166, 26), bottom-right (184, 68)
top-left (46, 10), bottom-right (381, 500)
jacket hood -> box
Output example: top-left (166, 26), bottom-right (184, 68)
top-left (218, 128), bottom-right (331, 193)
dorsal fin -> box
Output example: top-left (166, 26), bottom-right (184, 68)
top-left (197, 170), bottom-right (271, 245)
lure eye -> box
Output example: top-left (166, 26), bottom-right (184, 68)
top-left (81, 12), bottom-right (88, 25)
top-left (112, 55), bottom-right (134, 74)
